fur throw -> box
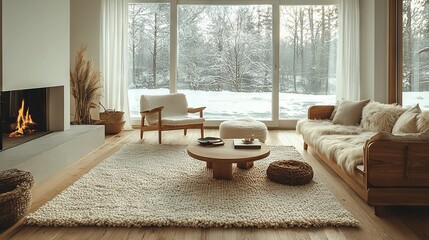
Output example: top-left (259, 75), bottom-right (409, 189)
top-left (360, 102), bottom-right (406, 132)
top-left (297, 119), bottom-right (376, 174)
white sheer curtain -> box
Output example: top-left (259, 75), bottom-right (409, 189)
top-left (336, 0), bottom-right (360, 101)
top-left (101, 0), bottom-right (132, 130)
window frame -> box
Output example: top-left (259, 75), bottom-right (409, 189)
top-left (128, 0), bottom-right (339, 129)
top-left (388, 0), bottom-right (401, 104)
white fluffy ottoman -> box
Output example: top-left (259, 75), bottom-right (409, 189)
top-left (219, 118), bottom-right (268, 142)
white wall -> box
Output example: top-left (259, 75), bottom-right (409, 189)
top-left (2, 0), bottom-right (70, 92)
top-left (360, 0), bottom-right (389, 103)
top-left (70, 0), bottom-right (101, 70)
top-left (70, 0), bottom-right (102, 120)
top-left (2, 0), bottom-right (70, 129)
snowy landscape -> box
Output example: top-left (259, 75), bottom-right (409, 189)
top-left (129, 89), bottom-right (429, 120)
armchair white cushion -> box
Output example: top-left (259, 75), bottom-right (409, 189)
top-left (140, 93), bottom-right (205, 143)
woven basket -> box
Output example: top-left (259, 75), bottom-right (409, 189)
top-left (100, 111), bottom-right (124, 123)
top-left (100, 111), bottom-right (125, 134)
top-left (267, 160), bottom-right (314, 185)
top-left (104, 121), bottom-right (126, 134)
top-left (0, 169), bottom-right (34, 229)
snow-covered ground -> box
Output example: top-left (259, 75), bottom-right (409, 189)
top-left (402, 91), bottom-right (429, 109)
top-left (129, 89), bottom-right (335, 119)
top-left (129, 89), bottom-right (429, 120)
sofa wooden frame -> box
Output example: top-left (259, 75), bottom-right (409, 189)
top-left (304, 105), bottom-right (429, 216)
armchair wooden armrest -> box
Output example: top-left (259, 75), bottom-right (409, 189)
top-left (188, 107), bottom-right (206, 118)
top-left (307, 105), bottom-right (335, 120)
top-left (140, 106), bottom-right (164, 116)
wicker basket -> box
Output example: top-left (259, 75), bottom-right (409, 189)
top-left (0, 169), bottom-right (34, 229)
top-left (267, 160), bottom-right (314, 185)
top-left (100, 111), bottom-right (125, 134)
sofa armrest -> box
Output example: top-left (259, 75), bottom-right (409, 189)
top-left (364, 140), bottom-right (429, 187)
top-left (307, 105), bottom-right (335, 120)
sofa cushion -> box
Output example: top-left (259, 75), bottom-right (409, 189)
top-left (392, 104), bottom-right (421, 134)
top-left (417, 111), bottom-right (429, 133)
top-left (332, 99), bottom-right (370, 126)
top-left (361, 102), bottom-right (406, 132)
top-left (368, 131), bottom-right (429, 142)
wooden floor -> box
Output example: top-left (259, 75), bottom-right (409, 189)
top-left (1, 129), bottom-right (429, 240)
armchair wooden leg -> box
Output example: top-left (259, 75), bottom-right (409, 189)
top-left (304, 142), bottom-right (308, 150)
top-left (158, 130), bottom-right (162, 144)
top-left (184, 129), bottom-right (187, 136)
top-left (140, 129), bottom-right (143, 139)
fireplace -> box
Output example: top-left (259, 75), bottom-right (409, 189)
top-left (0, 88), bottom-right (50, 151)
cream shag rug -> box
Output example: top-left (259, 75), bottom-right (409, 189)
top-left (25, 143), bottom-right (358, 228)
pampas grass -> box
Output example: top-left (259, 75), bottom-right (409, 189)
top-left (70, 46), bottom-right (102, 124)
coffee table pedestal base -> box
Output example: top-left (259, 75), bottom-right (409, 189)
top-left (206, 161), bottom-right (254, 180)
top-left (237, 161), bottom-right (254, 169)
top-left (212, 163), bottom-right (233, 180)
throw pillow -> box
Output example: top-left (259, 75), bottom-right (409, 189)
top-left (361, 102), bottom-right (406, 132)
top-left (392, 104), bottom-right (421, 134)
top-left (417, 111), bottom-right (429, 133)
top-left (330, 100), bottom-right (340, 120)
top-left (332, 99), bottom-right (371, 126)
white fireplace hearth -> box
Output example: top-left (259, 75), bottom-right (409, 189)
top-left (0, 125), bottom-right (104, 183)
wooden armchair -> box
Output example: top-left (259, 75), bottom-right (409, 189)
top-left (140, 93), bottom-right (206, 143)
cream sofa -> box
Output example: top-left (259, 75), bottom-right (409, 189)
top-left (296, 100), bottom-right (429, 216)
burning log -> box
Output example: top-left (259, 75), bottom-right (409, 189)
top-left (8, 99), bottom-right (37, 137)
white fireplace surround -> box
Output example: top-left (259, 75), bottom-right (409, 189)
top-left (0, 0), bottom-right (105, 184)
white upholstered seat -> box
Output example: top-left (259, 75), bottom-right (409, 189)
top-left (140, 93), bottom-right (206, 143)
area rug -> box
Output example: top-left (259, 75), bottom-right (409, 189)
top-left (25, 143), bottom-right (358, 228)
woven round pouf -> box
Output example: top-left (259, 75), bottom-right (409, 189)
top-left (267, 160), bottom-right (314, 185)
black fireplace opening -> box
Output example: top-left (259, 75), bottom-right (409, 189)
top-left (1, 88), bottom-right (50, 151)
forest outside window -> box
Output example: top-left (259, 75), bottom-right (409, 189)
top-left (128, 2), bottom-right (170, 117)
top-left (279, 5), bottom-right (338, 119)
top-left (177, 5), bottom-right (273, 120)
top-left (400, 0), bottom-right (429, 109)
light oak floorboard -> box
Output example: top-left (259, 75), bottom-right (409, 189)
top-left (1, 129), bottom-right (428, 240)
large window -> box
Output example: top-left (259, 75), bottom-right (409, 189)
top-left (128, 1), bottom-right (339, 123)
top-left (279, 5), bottom-right (338, 119)
top-left (178, 5), bottom-right (273, 119)
top-left (401, 0), bottom-right (429, 109)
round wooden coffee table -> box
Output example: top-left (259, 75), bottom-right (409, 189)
top-left (187, 139), bottom-right (270, 180)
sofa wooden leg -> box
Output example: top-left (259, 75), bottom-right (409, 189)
top-left (184, 129), bottom-right (187, 136)
top-left (374, 206), bottom-right (389, 217)
top-left (158, 130), bottom-right (162, 144)
top-left (304, 142), bottom-right (308, 150)
top-left (140, 129), bottom-right (143, 139)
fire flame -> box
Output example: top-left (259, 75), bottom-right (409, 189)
top-left (8, 99), bottom-right (36, 137)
